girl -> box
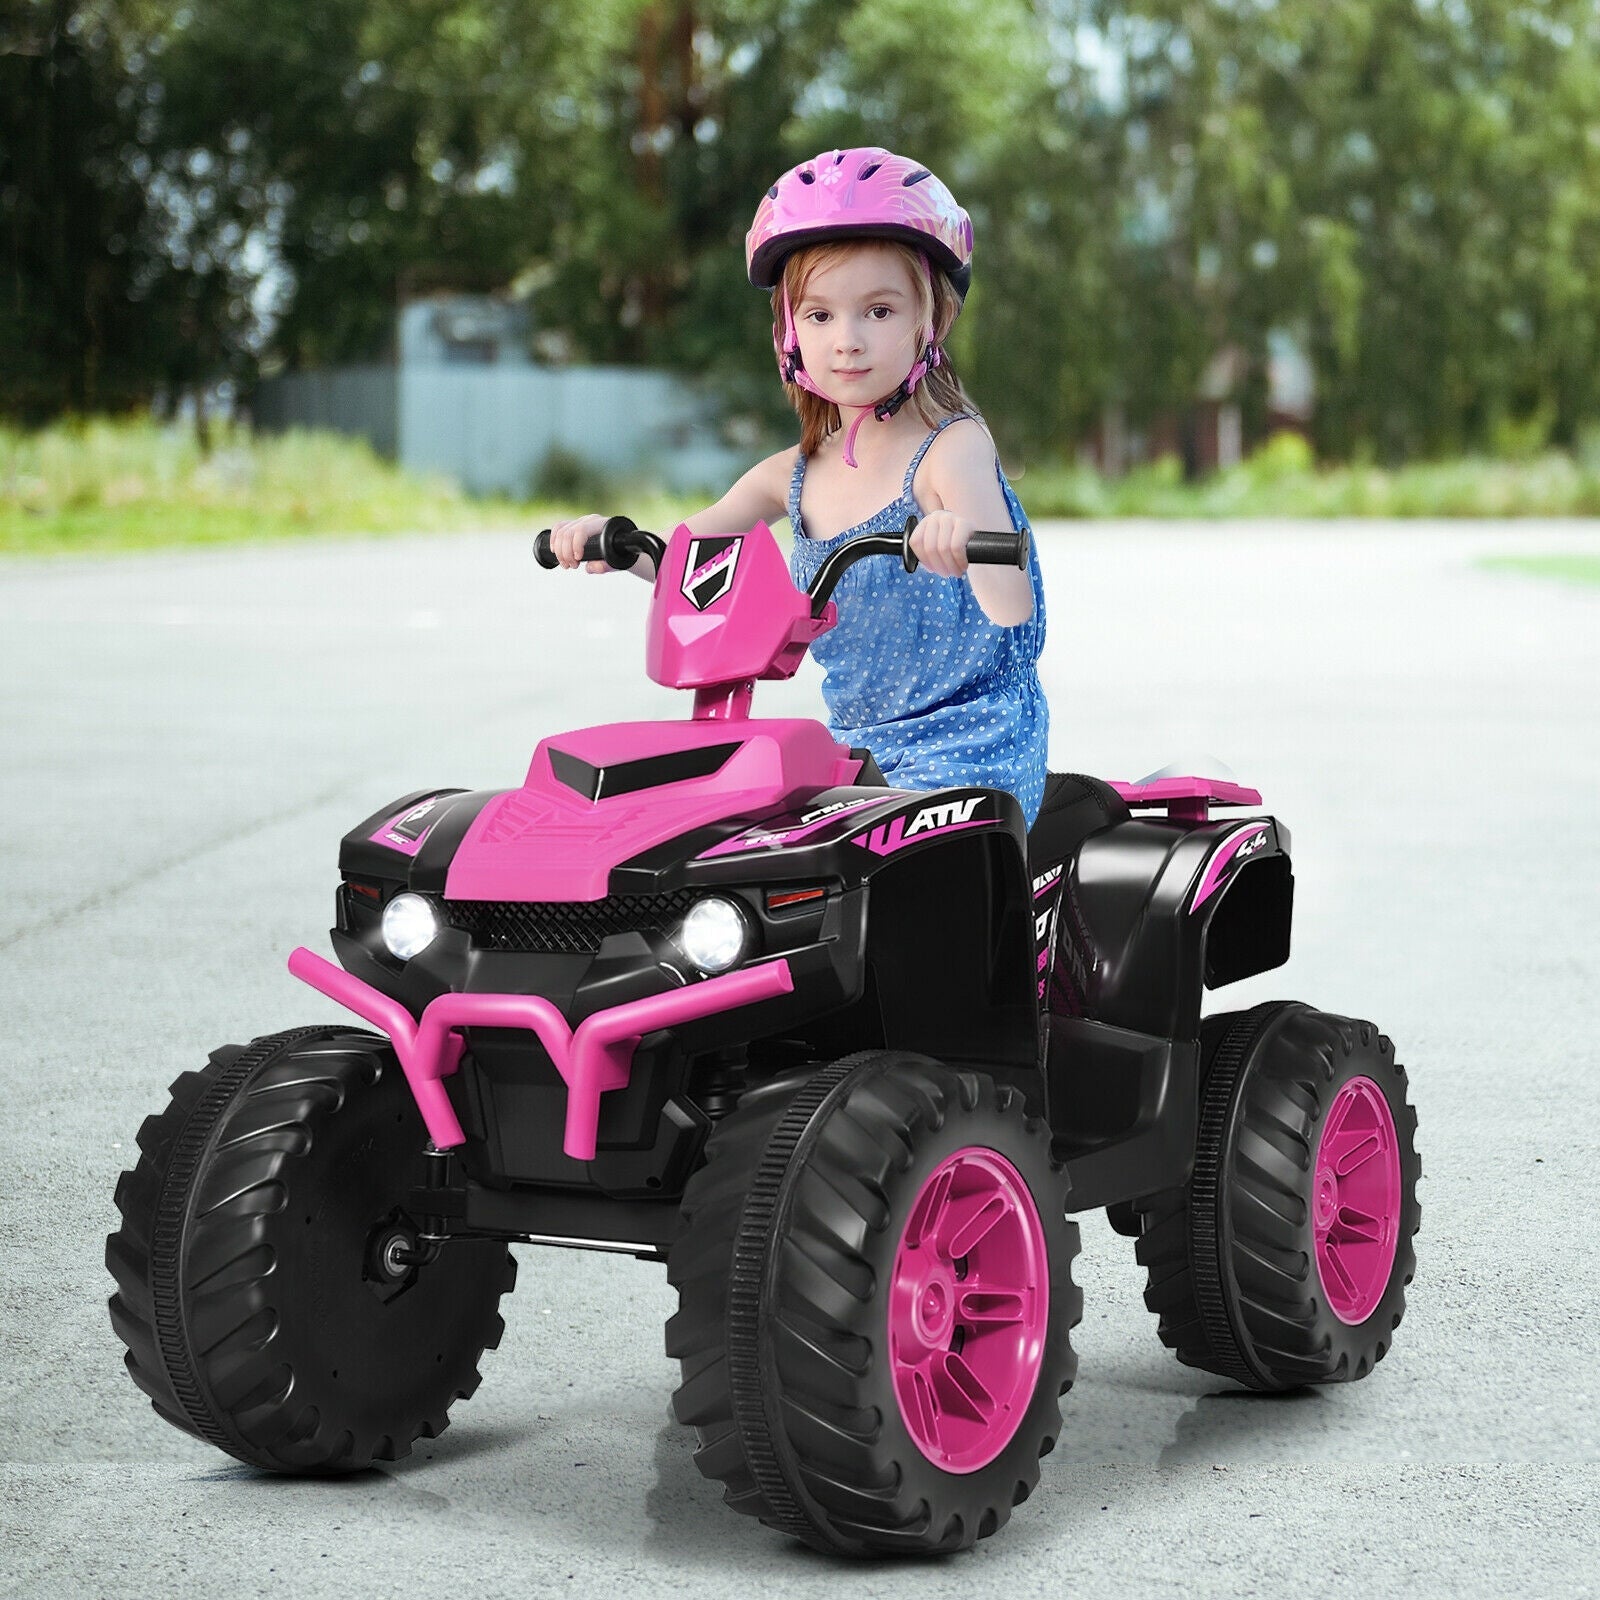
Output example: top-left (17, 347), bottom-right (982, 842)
top-left (550, 146), bottom-right (1049, 826)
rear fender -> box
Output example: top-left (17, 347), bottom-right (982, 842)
top-left (1069, 816), bottom-right (1293, 1038)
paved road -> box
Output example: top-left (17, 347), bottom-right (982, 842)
top-left (3, 521), bottom-right (1597, 1597)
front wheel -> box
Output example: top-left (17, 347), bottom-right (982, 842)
top-left (1137, 1003), bottom-right (1421, 1389)
top-left (666, 1051), bottom-right (1081, 1556)
top-left (106, 1026), bottom-right (516, 1471)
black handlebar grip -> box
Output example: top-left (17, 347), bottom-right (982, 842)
top-left (901, 516), bottom-right (1029, 572)
top-left (533, 517), bottom-right (639, 570)
top-left (598, 514), bottom-right (640, 570)
top-left (965, 527), bottom-right (1030, 568)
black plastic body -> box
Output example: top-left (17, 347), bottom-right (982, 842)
top-left (332, 763), bottom-right (1294, 1252)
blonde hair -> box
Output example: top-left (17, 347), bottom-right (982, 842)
top-left (773, 240), bottom-right (983, 458)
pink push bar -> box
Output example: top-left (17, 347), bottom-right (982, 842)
top-left (288, 947), bottom-right (794, 1161)
top-left (1107, 776), bottom-right (1263, 824)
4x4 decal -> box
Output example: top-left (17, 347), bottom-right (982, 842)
top-left (1190, 822), bottom-right (1271, 912)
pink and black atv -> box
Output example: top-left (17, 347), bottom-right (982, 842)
top-left (107, 516), bottom-right (1421, 1557)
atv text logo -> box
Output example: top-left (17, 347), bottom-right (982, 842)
top-left (681, 537), bottom-right (743, 610)
top-left (850, 796), bottom-right (991, 857)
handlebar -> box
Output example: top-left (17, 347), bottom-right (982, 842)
top-left (533, 515), bottom-right (666, 573)
top-left (534, 512), bottom-right (1028, 620)
top-left (807, 516), bottom-right (1029, 616)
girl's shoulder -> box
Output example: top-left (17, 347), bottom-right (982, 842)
top-left (752, 443), bottom-right (802, 500)
top-left (739, 441), bottom-right (806, 508)
top-left (915, 413), bottom-right (998, 499)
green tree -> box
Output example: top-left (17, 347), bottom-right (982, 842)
top-left (1, 0), bottom-right (248, 418)
top-left (9, 0), bottom-right (1600, 467)
top-left (1058, 0), bottom-right (1600, 460)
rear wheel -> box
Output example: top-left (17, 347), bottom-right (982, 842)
top-left (667, 1051), bottom-right (1080, 1556)
top-left (106, 1026), bottom-right (515, 1470)
top-left (1136, 1003), bottom-right (1420, 1389)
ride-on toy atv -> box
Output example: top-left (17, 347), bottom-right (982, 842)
top-left (108, 516), bottom-right (1420, 1557)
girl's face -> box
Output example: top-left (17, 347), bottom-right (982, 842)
top-left (793, 244), bottom-right (925, 405)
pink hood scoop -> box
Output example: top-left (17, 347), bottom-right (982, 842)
top-left (446, 717), bottom-right (861, 902)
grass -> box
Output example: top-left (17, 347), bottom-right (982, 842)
top-left (6, 416), bottom-right (1600, 558)
top-left (0, 415), bottom-right (698, 556)
top-left (1477, 553), bottom-right (1600, 586)
top-left (1015, 431), bottom-right (1600, 519)
top-left (0, 417), bottom-right (514, 553)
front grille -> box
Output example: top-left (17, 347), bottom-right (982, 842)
top-left (443, 891), bottom-right (699, 954)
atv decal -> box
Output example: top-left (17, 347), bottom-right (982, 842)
top-left (849, 797), bottom-right (993, 858)
top-left (1030, 866), bottom-right (1065, 998)
top-left (372, 797), bottom-right (445, 857)
top-left (697, 794), bottom-right (883, 858)
top-left (799, 797), bottom-right (871, 826)
top-left (681, 537), bottom-right (744, 610)
top-left (1190, 822), bottom-right (1271, 913)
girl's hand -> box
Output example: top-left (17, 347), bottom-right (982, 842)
top-left (908, 510), bottom-right (975, 578)
top-left (549, 513), bottom-right (610, 573)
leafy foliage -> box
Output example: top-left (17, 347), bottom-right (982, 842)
top-left (7, 0), bottom-right (1600, 467)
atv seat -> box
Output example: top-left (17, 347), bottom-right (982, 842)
top-left (1027, 773), bottom-right (1130, 876)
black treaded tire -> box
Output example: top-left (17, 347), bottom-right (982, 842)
top-left (1136, 1002), bottom-right (1421, 1390)
top-left (666, 1051), bottom-right (1081, 1557)
top-left (106, 1026), bottom-right (516, 1470)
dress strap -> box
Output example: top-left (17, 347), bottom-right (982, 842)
top-left (787, 450), bottom-right (808, 531)
top-left (901, 411), bottom-right (978, 498)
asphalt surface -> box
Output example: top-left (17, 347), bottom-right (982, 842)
top-left (2, 519), bottom-right (1597, 1598)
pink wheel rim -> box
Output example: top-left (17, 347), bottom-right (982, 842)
top-left (888, 1147), bottom-right (1048, 1473)
top-left (1313, 1076), bottom-right (1402, 1325)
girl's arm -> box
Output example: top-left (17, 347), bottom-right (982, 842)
top-left (683, 447), bottom-right (796, 540)
top-left (913, 420), bottom-right (1035, 627)
top-left (549, 448), bottom-right (796, 582)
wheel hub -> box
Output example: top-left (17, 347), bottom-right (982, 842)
top-left (381, 1233), bottom-right (414, 1279)
top-left (364, 1212), bottom-right (423, 1303)
top-left (894, 1256), bottom-right (959, 1355)
top-left (1312, 1076), bottom-right (1402, 1326)
top-left (888, 1147), bottom-right (1049, 1473)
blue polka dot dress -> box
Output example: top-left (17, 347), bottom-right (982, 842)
top-left (787, 413), bottom-right (1049, 826)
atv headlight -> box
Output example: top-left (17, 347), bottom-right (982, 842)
top-left (381, 892), bottom-right (439, 961)
top-left (677, 895), bottom-right (748, 975)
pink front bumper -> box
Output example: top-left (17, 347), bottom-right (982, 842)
top-left (287, 947), bottom-right (795, 1161)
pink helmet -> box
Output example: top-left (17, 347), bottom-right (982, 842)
top-left (747, 148), bottom-right (974, 466)
top-left (746, 147), bottom-right (973, 299)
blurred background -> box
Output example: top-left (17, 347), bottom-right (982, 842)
top-left (6, 0), bottom-right (1600, 546)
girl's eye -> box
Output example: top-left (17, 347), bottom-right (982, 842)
top-left (868, 305), bottom-right (893, 320)
top-left (805, 310), bottom-right (830, 324)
